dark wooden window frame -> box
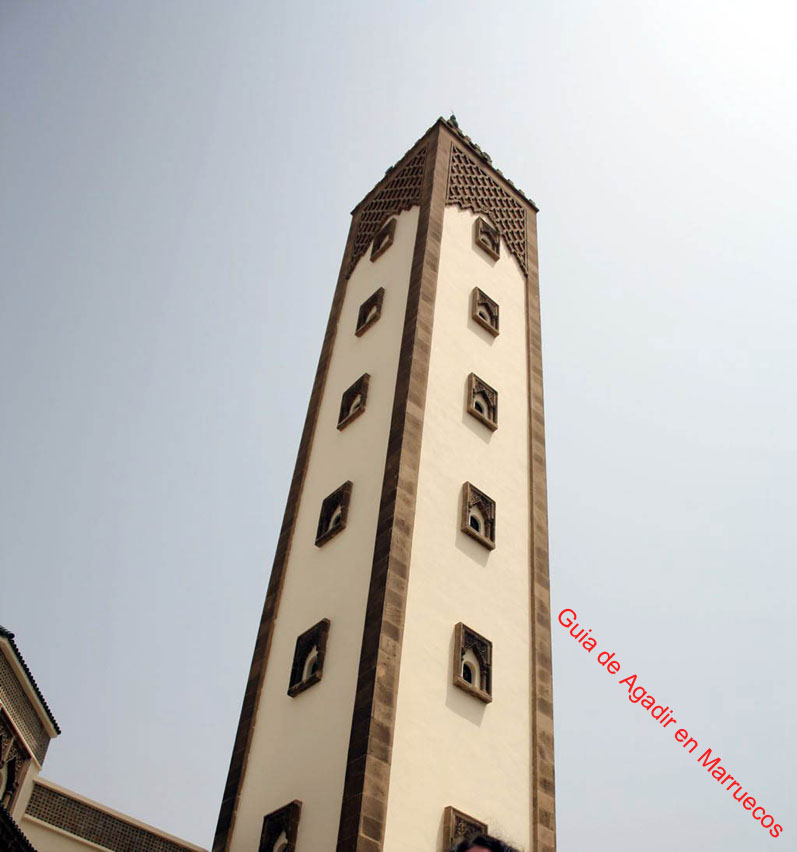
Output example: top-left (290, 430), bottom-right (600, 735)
top-left (452, 622), bottom-right (493, 704)
top-left (471, 287), bottom-right (499, 337)
top-left (370, 217), bottom-right (397, 262)
top-left (460, 481), bottom-right (496, 550)
top-left (466, 373), bottom-right (498, 431)
top-left (315, 481), bottom-right (353, 547)
top-left (474, 216), bottom-right (500, 261)
top-left (259, 800), bottom-right (302, 852)
top-left (355, 287), bottom-right (385, 337)
top-left (287, 619), bottom-right (331, 698)
top-left (337, 374), bottom-right (370, 431)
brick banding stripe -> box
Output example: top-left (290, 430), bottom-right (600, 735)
top-left (335, 124), bottom-right (448, 852)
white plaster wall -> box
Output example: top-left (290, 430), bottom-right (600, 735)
top-left (383, 206), bottom-right (533, 851)
top-left (231, 207), bottom-right (419, 851)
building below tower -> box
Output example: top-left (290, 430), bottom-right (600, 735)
top-left (0, 625), bottom-right (206, 852)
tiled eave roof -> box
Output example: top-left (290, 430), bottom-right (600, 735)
top-left (0, 803), bottom-right (37, 852)
top-left (0, 625), bottom-right (61, 734)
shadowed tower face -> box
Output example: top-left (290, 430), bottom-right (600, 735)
top-left (214, 118), bottom-right (555, 852)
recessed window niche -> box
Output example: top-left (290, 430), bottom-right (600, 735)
top-left (288, 619), bottom-right (330, 697)
top-left (355, 287), bottom-right (385, 337)
top-left (443, 806), bottom-right (488, 850)
top-left (453, 622), bottom-right (493, 703)
top-left (471, 287), bottom-right (499, 336)
top-left (474, 216), bottom-right (500, 261)
top-left (259, 801), bottom-right (302, 852)
top-left (467, 373), bottom-right (498, 431)
top-left (315, 481), bottom-right (352, 547)
top-left (370, 217), bottom-right (397, 262)
top-left (337, 374), bottom-right (370, 431)
top-left (461, 482), bottom-right (496, 550)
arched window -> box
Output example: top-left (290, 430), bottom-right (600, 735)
top-left (453, 623), bottom-right (493, 703)
top-left (471, 287), bottom-right (499, 336)
top-left (474, 217), bottom-right (501, 260)
top-left (468, 506), bottom-right (485, 535)
top-left (467, 374), bottom-right (498, 430)
top-left (272, 830), bottom-right (289, 852)
top-left (461, 482), bottom-right (496, 549)
top-left (302, 646), bottom-right (319, 682)
top-left (461, 647), bottom-right (482, 687)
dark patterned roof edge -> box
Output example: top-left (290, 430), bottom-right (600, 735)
top-left (352, 116), bottom-right (538, 215)
top-left (0, 625), bottom-right (61, 734)
top-left (0, 803), bottom-right (37, 851)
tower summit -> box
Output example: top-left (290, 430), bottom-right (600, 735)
top-left (215, 118), bottom-right (555, 852)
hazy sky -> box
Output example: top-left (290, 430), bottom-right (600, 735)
top-left (2, 2), bottom-right (796, 849)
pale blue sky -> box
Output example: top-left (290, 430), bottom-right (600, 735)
top-left (2, 2), bottom-right (795, 849)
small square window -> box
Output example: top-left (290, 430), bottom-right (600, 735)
top-left (355, 287), bottom-right (385, 337)
top-left (467, 373), bottom-right (498, 431)
top-left (453, 622), bottom-right (492, 703)
top-left (288, 619), bottom-right (330, 697)
top-left (461, 482), bottom-right (496, 550)
top-left (259, 800), bottom-right (302, 852)
top-left (337, 374), bottom-right (370, 431)
top-left (472, 287), bottom-right (499, 336)
top-left (474, 217), bottom-right (500, 261)
top-left (315, 481), bottom-right (353, 547)
top-left (443, 806), bottom-right (488, 850)
top-left (370, 218), bottom-right (397, 262)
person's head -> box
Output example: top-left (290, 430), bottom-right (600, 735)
top-left (451, 833), bottom-right (520, 852)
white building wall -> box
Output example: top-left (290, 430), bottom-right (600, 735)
top-left (383, 206), bottom-right (532, 851)
top-left (230, 207), bottom-right (420, 851)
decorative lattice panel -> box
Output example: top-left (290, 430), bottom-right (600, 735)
top-left (347, 148), bottom-right (427, 277)
top-left (446, 145), bottom-right (528, 275)
top-left (0, 655), bottom-right (48, 764)
top-left (27, 784), bottom-right (198, 852)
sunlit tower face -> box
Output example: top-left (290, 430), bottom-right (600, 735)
top-left (215, 118), bottom-right (555, 852)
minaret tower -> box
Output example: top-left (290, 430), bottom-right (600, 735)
top-left (214, 118), bottom-right (555, 852)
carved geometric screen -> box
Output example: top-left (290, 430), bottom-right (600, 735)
top-left (447, 145), bottom-right (528, 276)
top-left (443, 805), bottom-right (488, 850)
top-left (347, 147), bottom-right (427, 278)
